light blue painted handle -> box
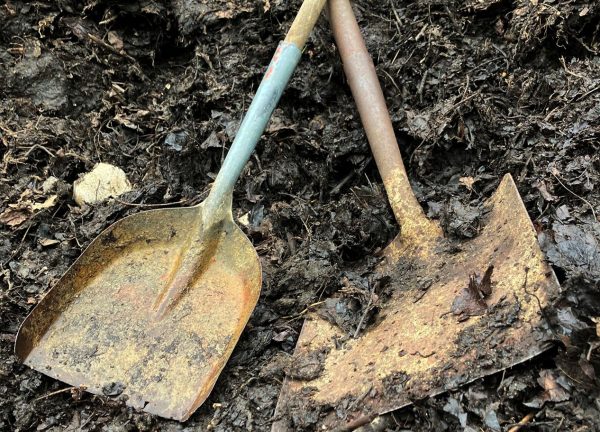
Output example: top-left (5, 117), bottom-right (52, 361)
top-left (204, 42), bottom-right (302, 219)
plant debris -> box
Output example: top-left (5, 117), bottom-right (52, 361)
top-left (451, 265), bottom-right (494, 318)
top-left (1, 0), bottom-right (600, 430)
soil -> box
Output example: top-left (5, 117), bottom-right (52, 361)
top-left (1, 0), bottom-right (599, 431)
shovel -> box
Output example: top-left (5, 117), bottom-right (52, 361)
top-left (15, 0), bottom-right (326, 422)
top-left (272, 0), bottom-right (560, 429)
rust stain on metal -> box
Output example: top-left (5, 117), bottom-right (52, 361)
top-left (15, 205), bottom-right (262, 421)
top-left (271, 1), bottom-right (561, 429)
top-left (274, 175), bottom-right (560, 429)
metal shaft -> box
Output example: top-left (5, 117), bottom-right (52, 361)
top-left (204, 0), bottom-right (326, 222)
top-left (329, 0), bottom-right (434, 239)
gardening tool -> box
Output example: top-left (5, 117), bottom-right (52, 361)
top-left (272, 0), bottom-right (560, 429)
top-left (15, 0), bottom-right (326, 422)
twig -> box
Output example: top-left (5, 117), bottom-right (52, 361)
top-left (522, 267), bottom-right (559, 340)
top-left (282, 301), bottom-right (326, 323)
top-left (353, 295), bottom-right (372, 339)
top-left (35, 386), bottom-right (84, 402)
top-left (507, 412), bottom-right (534, 432)
top-left (353, 280), bottom-right (377, 339)
top-left (381, 68), bottom-right (401, 93)
top-left (347, 384), bottom-right (373, 412)
top-left (560, 56), bottom-right (586, 79)
top-left (551, 172), bottom-right (597, 221)
top-left (23, 144), bottom-right (55, 158)
top-left (333, 414), bottom-right (377, 432)
top-left (571, 84), bottom-right (600, 102)
top-left (409, 350), bottom-right (435, 358)
top-left (79, 411), bottom-right (96, 429)
top-left (83, 32), bottom-right (137, 63)
top-left (112, 197), bottom-right (189, 208)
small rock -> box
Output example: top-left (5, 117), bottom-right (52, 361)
top-left (73, 163), bottom-right (132, 206)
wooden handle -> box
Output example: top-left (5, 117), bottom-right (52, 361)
top-left (284, 0), bottom-right (327, 49)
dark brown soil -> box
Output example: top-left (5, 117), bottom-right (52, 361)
top-left (1, 0), bottom-right (599, 431)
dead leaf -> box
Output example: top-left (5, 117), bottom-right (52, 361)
top-left (578, 358), bottom-right (595, 380)
top-left (539, 370), bottom-right (570, 402)
top-left (266, 114), bottom-right (297, 134)
top-left (272, 330), bottom-right (291, 342)
top-left (525, 369), bottom-right (570, 408)
top-left (113, 113), bottom-right (140, 131)
top-left (39, 238), bottom-right (60, 247)
top-left (1, 189), bottom-right (58, 228)
top-left (451, 265), bottom-right (494, 318)
top-left (107, 31), bottom-right (124, 50)
top-left (31, 195), bottom-right (57, 211)
top-left (215, 10), bottom-right (235, 19)
top-left (0, 209), bottom-right (28, 227)
top-left (459, 176), bottom-right (476, 191)
top-left (478, 265), bottom-right (494, 296)
top-left (534, 180), bottom-right (557, 201)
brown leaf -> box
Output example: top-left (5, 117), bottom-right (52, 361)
top-left (39, 238), bottom-right (60, 247)
top-left (451, 265), bottom-right (494, 317)
top-left (479, 265), bottom-right (494, 296)
top-left (538, 370), bottom-right (570, 403)
top-left (534, 180), bottom-right (557, 202)
top-left (31, 195), bottom-right (57, 211)
top-left (107, 31), bottom-right (123, 50)
top-left (0, 209), bottom-right (28, 227)
top-left (113, 113), bottom-right (140, 131)
top-left (525, 369), bottom-right (571, 408)
top-left (459, 176), bottom-right (476, 191)
top-left (451, 283), bottom-right (486, 317)
top-left (578, 359), bottom-right (596, 380)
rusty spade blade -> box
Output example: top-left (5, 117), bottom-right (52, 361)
top-left (272, 0), bottom-right (561, 430)
top-left (16, 206), bottom-right (262, 421)
top-left (15, 0), bottom-right (327, 422)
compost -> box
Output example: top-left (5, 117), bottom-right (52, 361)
top-left (1, 0), bottom-right (599, 431)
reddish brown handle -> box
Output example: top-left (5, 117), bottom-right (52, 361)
top-left (329, 0), bottom-right (438, 240)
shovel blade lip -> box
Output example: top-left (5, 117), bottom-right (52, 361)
top-left (15, 205), bottom-right (262, 421)
top-left (273, 174), bottom-right (561, 431)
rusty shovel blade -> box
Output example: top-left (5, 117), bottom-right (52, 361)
top-left (271, 0), bottom-right (561, 429)
top-left (15, 206), bottom-right (261, 421)
top-left (15, 0), bottom-right (329, 422)
top-left (273, 174), bottom-right (560, 430)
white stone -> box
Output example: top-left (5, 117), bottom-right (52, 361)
top-left (73, 163), bottom-right (132, 206)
